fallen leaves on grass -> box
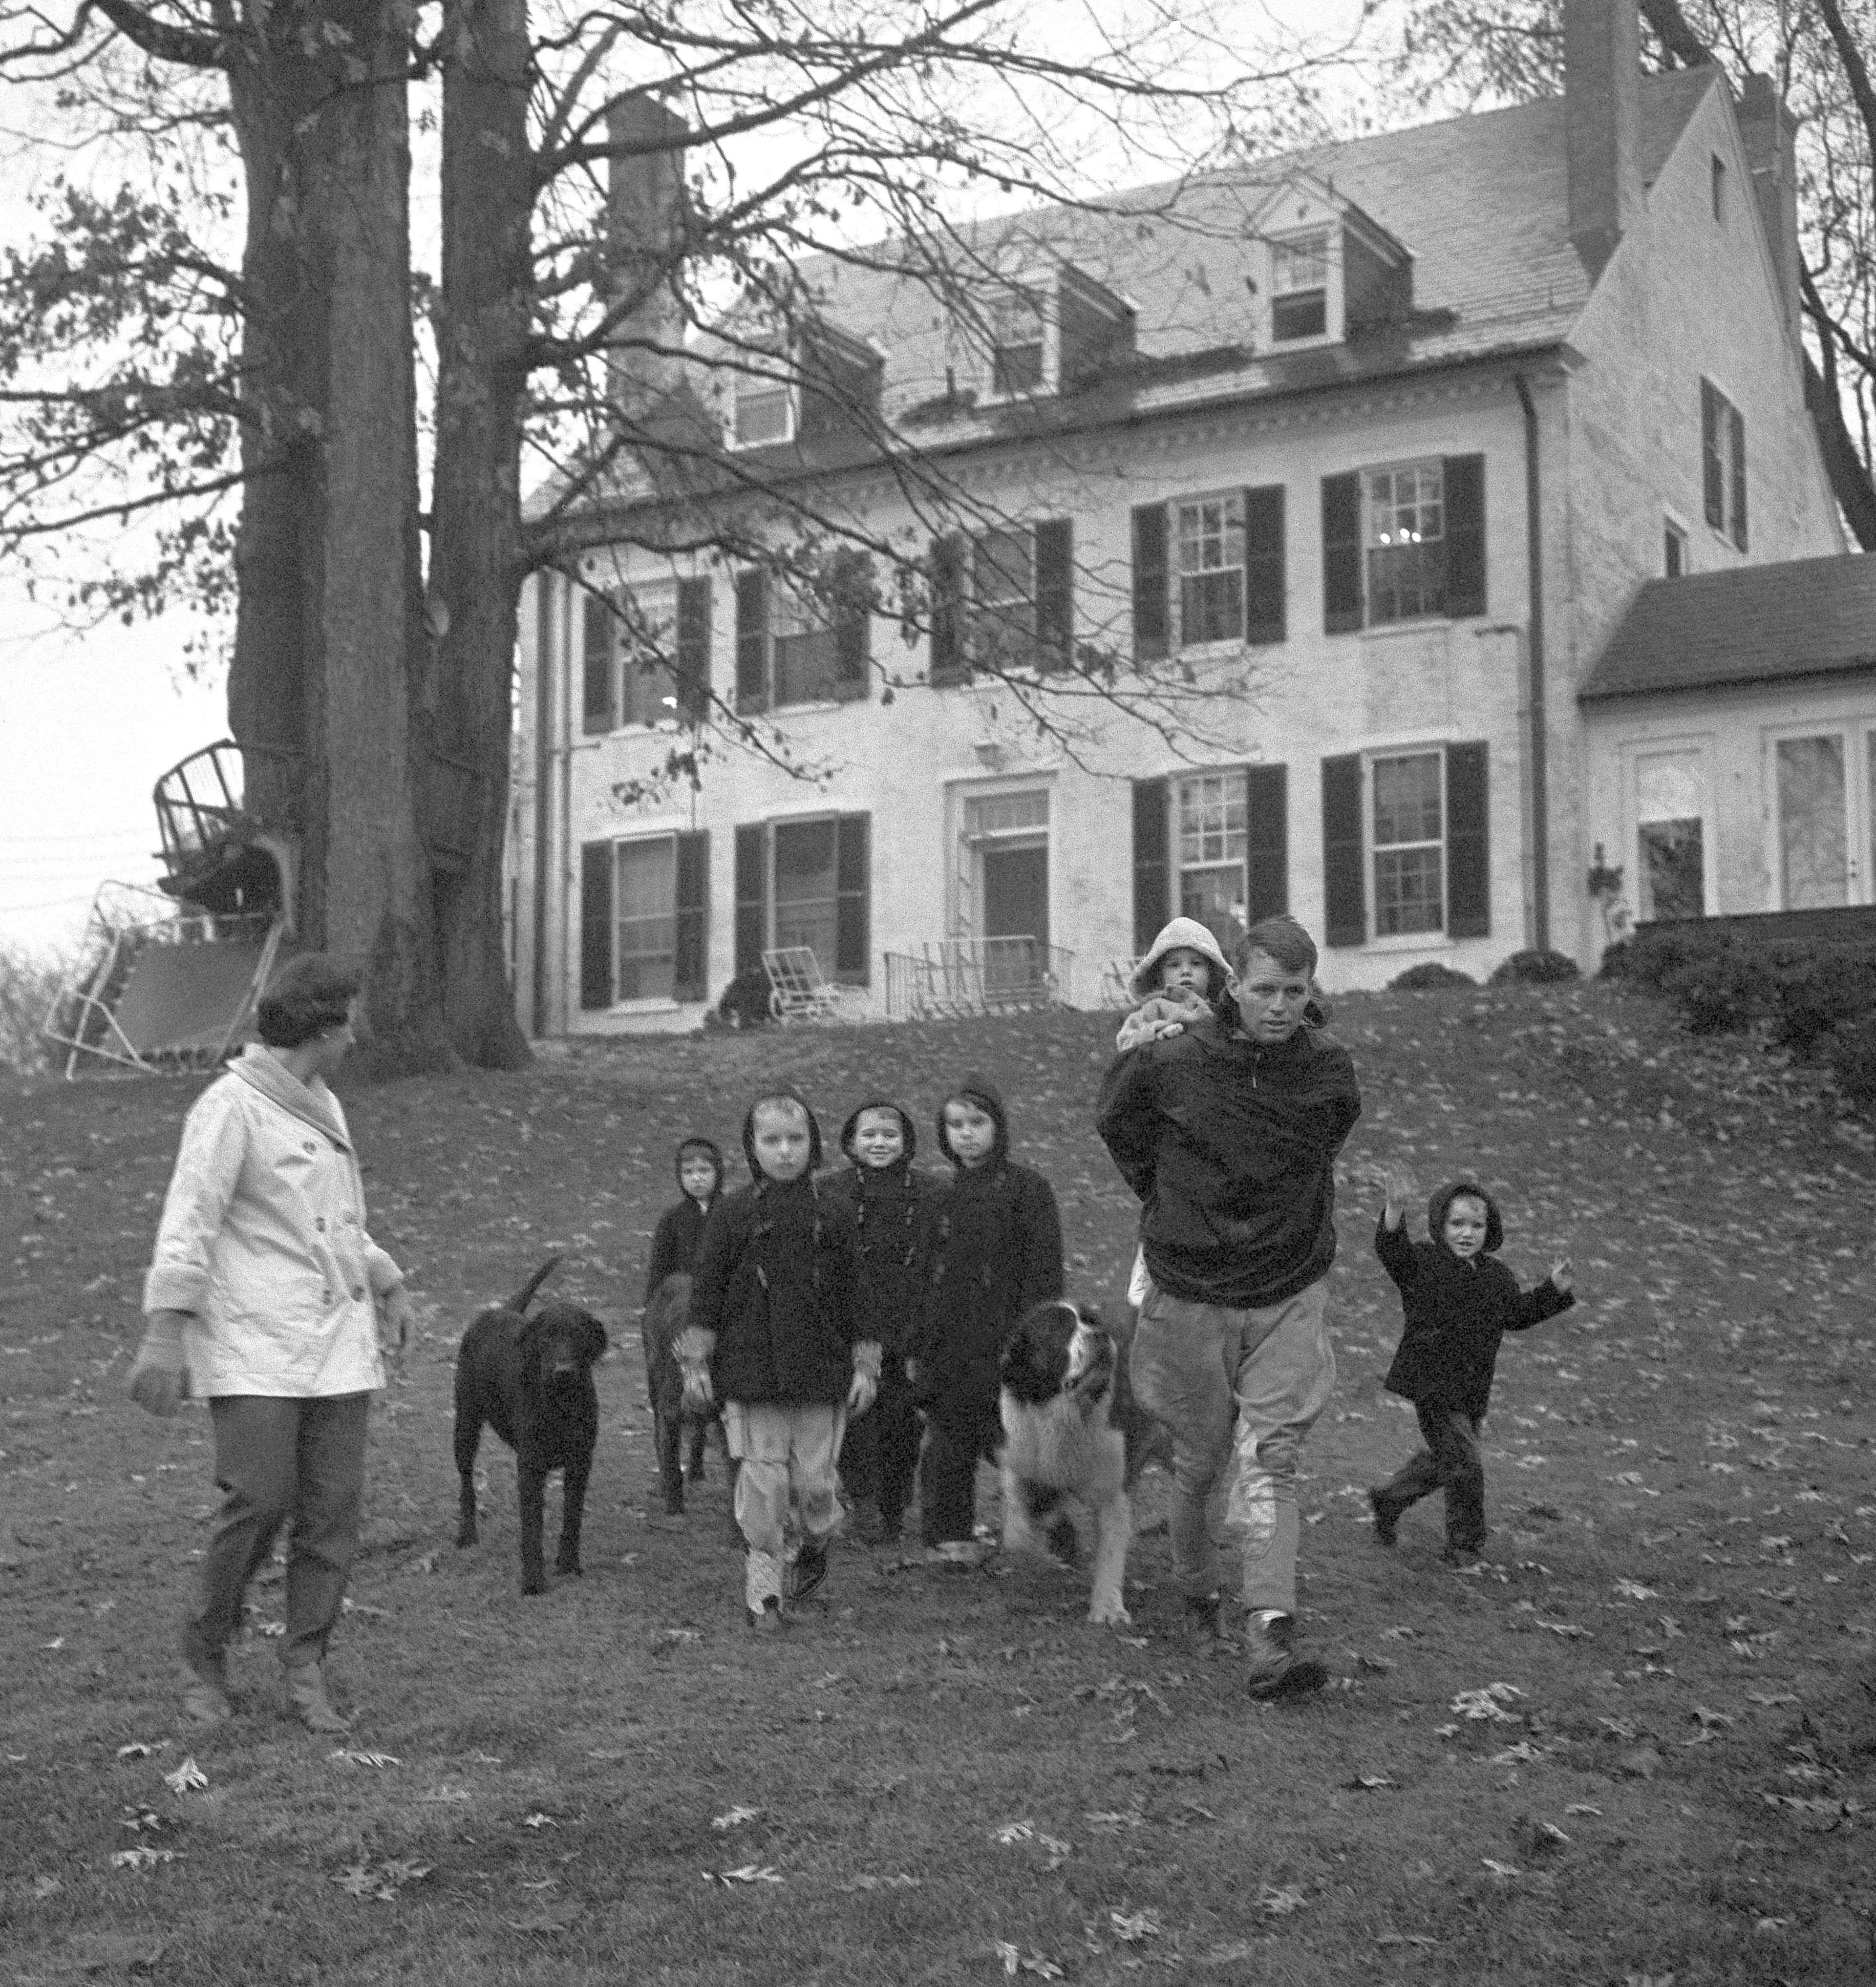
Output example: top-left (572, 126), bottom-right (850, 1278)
top-left (706, 1864), bottom-right (783, 1885)
top-left (161, 1757), bottom-right (206, 1795)
top-left (1347, 1773), bottom-right (1396, 1789)
top-left (1258, 1883), bottom-right (1307, 1916)
top-left (1481, 1858), bottom-right (1520, 1879)
top-left (110, 1847), bottom-right (180, 1870)
top-left (520, 1812), bottom-right (558, 1829)
top-left (1109, 1908), bottom-right (1160, 1942)
top-left (334, 1859), bottom-right (431, 1902)
top-left (1450, 1683), bottom-right (1526, 1722)
top-left (328, 1749), bottom-right (400, 1768)
top-left (711, 1805), bottom-right (761, 1831)
top-left (114, 1741), bottom-right (167, 1759)
top-left (838, 1873), bottom-right (922, 1891)
top-left (1378, 1932), bottom-right (1439, 1949)
top-left (994, 1943), bottom-right (1063, 1978)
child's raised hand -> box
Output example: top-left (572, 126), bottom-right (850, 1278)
top-left (1550, 1256), bottom-right (1573, 1293)
top-left (1381, 1165), bottom-right (1416, 1228)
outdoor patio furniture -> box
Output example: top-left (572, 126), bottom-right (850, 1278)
top-left (761, 946), bottom-right (870, 1025)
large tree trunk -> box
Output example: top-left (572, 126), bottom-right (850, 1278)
top-left (426, 0), bottom-right (534, 1068)
top-left (224, 0), bottom-right (453, 1075)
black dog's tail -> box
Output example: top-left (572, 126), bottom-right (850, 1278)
top-left (506, 1257), bottom-right (560, 1315)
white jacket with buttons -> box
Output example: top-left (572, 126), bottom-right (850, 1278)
top-left (142, 1045), bottom-right (403, 1397)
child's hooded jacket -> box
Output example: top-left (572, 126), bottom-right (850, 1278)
top-left (687, 1095), bottom-right (861, 1405)
top-left (1376, 1180), bottom-right (1575, 1420)
top-left (907, 1076), bottom-right (1063, 1420)
top-left (642, 1137), bottom-right (725, 1304)
top-left (822, 1100), bottom-right (937, 1357)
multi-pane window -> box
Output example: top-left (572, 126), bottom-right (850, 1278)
top-left (989, 294), bottom-right (1045, 395)
top-left (1177, 773), bottom-right (1249, 952)
top-left (733, 373), bottom-right (792, 447)
top-left (972, 527), bottom-right (1036, 653)
top-left (615, 839), bottom-right (677, 1000)
top-left (1271, 230), bottom-right (1329, 341)
top-left (1701, 380), bottom-right (1748, 550)
top-left (771, 591), bottom-right (841, 707)
top-left (1372, 751), bottom-right (1444, 935)
top-left (1175, 495), bottom-right (1246, 647)
top-left (1366, 464), bottom-right (1445, 623)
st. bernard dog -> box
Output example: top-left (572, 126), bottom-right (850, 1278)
top-left (998, 1299), bottom-right (1168, 1626)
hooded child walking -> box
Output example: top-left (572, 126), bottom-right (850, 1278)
top-left (641, 1137), bottom-right (727, 1515)
top-left (1368, 1171), bottom-right (1575, 1563)
top-left (681, 1094), bottom-right (876, 1628)
top-left (906, 1077), bottom-right (1064, 1564)
top-left (826, 1101), bottom-right (937, 1545)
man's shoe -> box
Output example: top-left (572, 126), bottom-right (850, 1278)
top-left (1243, 1612), bottom-right (1328, 1700)
top-left (790, 1539), bottom-right (830, 1603)
top-left (1368, 1489), bottom-right (1399, 1548)
top-left (285, 1664), bottom-right (350, 1734)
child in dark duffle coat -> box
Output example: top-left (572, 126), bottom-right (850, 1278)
top-left (825, 1100), bottom-right (937, 1546)
top-left (640, 1136), bottom-right (726, 1516)
top-left (1368, 1170), bottom-right (1576, 1564)
top-left (905, 1076), bottom-right (1063, 1566)
top-left (679, 1093), bottom-right (878, 1629)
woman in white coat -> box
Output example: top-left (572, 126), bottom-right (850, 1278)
top-left (128, 954), bottom-right (413, 1731)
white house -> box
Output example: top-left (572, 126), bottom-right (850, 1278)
top-left (510, 0), bottom-right (1851, 1036)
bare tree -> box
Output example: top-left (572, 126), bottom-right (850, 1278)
top-left (0, 0), bottom-right (1353, 1067)
top-left (1393, 0), bottom-right (1876, 549)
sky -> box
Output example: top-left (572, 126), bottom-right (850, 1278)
top-left (0, 0), bottom-right (1376, 960)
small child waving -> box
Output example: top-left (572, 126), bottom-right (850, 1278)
top-left (1368, 1169), bottom-right (1575, 1564)
top-left (906, 1076), bottom-right (1063, 1564)
top-left (681, 1093), bottom-right (877, 1628)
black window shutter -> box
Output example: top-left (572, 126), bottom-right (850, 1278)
top-left (1131, 505), bottom-right (1169, 661)
top-left (1322, 473), bottom-right (1363, 634)
top-left (1322, 754), bottom-right (1365, 947)
top-left (1445, 741), bottom-right (1490, 938)
top-left (1242, 485), bottom-right (1286, 645)
top-left (831, 550), bottom-right (872, 701)
top-left (579, 840), bottom-right (613, 1009)
top-left (674, 830), bottom-right (710, 1001)
top-left (1245, 762), bottom-right (1288, 923)
top-left (1131, 778), bottom-right (1171, 956)
top-left (1442, 454), bottom-right (1486, 617)
top-left (834, 813), bottom-right (870, 983)
top-left (1034, 518), bottom-right (1073, 668)
top-left (676, 578), bottom-right (712, 723)
top-left (1701, 381), bottom-right (1725, 529)
top-left (581, 592), bottom-right (614, 735)
top-left (734, 569), bottom-right (769, 713)
top-left (733, 824), bottom-right (767, 978)
top-left (929, 532), bottom-right (967, 686)
top-left (1728, 406), bottom-right (1748, 550)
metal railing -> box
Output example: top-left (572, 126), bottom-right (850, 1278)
top-left (883, 937), bottom-right (1073, 1019)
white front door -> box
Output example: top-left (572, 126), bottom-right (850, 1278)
top-left (1768, 727), bottom-right (1873, 909)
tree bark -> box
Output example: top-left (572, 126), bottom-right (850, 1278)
top-left (223, 0), bottom-right (453, 1074)
top-left (426, 0), bottom-right (535, 1068)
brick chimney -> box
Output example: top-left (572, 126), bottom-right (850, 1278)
top-left (1738, 73), bottom-right (1801, 345)
top-left (605, 92), bottom-right (689, 412)
top-left (1565, 0), bottom-right (1642, 280)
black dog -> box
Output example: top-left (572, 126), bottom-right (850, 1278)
top-left (640, 1271), bottom-right (731, 1516)
top-left (454, 1259), bottom-right (609, 1595)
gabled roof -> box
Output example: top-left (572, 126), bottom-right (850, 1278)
top-left (1578, 553), bottom-right (1876, 702)
top-left (802, 66), bottom-right (1719, 428)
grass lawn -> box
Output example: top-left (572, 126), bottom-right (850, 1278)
top-left (3, 981), bottom-right (1874, 1985)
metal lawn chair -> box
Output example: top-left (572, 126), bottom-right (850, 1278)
top-left (760, 947), bottom-right (870, 1025)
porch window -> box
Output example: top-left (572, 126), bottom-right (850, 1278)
top-left (1776, 734), bottom-right (1849, 909)
top-left (1634, 749), bottom-right (1707, 921)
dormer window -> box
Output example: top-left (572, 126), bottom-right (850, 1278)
top-left (732, 368), bottom-right (792, 447)
top-left (1271, 231), bottom-right (1330, 342)
top-left (989, 293), bottom-right (1046, 396)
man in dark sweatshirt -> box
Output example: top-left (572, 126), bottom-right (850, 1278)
top-left (1096, 914), bottom-right (1360, 1698)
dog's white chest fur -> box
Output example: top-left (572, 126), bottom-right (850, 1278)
top-left (1001, 1387), bottom-right (1126, 1501)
